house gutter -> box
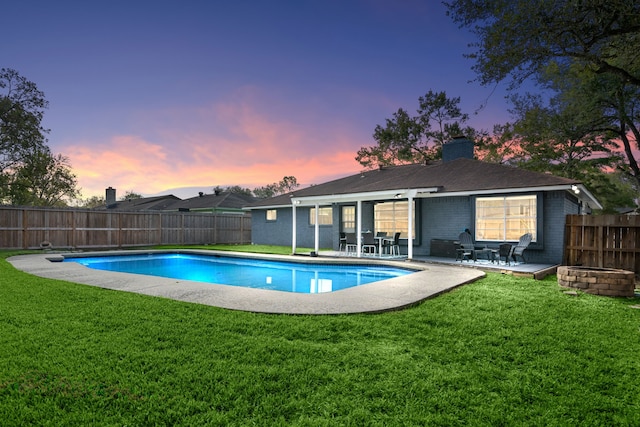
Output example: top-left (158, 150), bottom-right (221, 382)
top-left (290, 187), bottom-right (441, 206)
top-left (421, 184), bottom-right (602, 210)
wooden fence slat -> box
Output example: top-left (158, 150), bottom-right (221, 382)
top-left (564, 214), bottom-right (640, 274)
top-left (0, 207), bottom-right (251, 250)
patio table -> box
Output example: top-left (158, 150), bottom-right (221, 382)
top-left (475, 246), bottom-right (498, 263)
top-left (375, 236), bottom-right (394, 256)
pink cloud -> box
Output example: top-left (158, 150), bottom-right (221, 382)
top-left (63, 88), bottom-right (369, 199)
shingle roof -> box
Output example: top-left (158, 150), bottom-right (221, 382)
top-left (246, 159), bottom-right (583, 208)
top-left (101, 195), bottom-right (181, 211)
top-left (168, 192), bottom-right (257, 210)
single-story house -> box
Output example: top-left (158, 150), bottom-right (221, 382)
top-left (166, 191), bottom-right (257, 214)
top-left (99, 187), bottom-right (255, 215)
top-left (100, 187), bottom-right (180, 211)
top-left (244, 138), bottom-right (602, 264)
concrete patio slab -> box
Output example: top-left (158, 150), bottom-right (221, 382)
top-left (7, 250), bottom-right (485, 315)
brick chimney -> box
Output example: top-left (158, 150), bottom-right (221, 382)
top-left (106, 187), bottom-right (116, 206)
top-left (442, 136), bottom-right (474, 162)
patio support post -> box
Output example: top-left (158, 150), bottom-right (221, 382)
top-left (356, 199), bottom-right (362, 257)
top-left (314, 203), bottom-right (319, 254)
top-left (291, 202), bottom-right (297, 254)
top-left (407, 190), bottom-right (416, 260)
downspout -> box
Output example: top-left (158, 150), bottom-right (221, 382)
top-left (314, 203), bottom-right (319, 255)
top-left (292, 202), bottom-right (297, 254)
top-left (356, 199), bottom-right (362, 257)
top-left (407, 190), bottom-right (417, 260)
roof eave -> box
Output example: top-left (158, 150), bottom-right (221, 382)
top-left (426, 184), bottom-right (603, 210)
top-left (244, 184), bottom-right (603, 211)
top-left (290, 187), bottom-right (441, 206)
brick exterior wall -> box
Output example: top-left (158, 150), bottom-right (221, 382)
top-left (251, 190), bottom-right (581, 264)
top-left (251, 206), bottom-right (334, 249)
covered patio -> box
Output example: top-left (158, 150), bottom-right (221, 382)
top-left (291, 187), bottom-right (437, 259)
top-left (314, 249), bottom-right (558, 280)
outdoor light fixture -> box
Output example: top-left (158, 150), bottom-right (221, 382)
top-left (394, 193), bottom-right (402, 199)
top-left (571, 185), bottom-right (580, 194)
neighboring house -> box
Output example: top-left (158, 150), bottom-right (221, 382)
top-left (99, 187), bottom-right (255, 214)
top-left (245, 137), bottom-right (602, 264)
top-left (100, 187), bottom-right (180, 211)
top-left (167, 191), bottom-right (257, 214)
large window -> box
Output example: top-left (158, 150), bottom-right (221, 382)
top-left (309, 207), bottom-right (333, 225)
top-left (475, 195), bottom-right (537, 242)
top-left (341, 205), bottom-right (355, 232)
top-left (374, 201), bottom-right (416, 239)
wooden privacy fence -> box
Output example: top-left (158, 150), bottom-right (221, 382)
top-left (0, 207), bottom-right (251, 250)
top-left (564, 214), bottom-right (640, 274)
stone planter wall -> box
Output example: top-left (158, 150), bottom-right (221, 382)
top-left (557, 266), bottom-right (636, 297)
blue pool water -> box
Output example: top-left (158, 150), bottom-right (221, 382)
top-left (64, 253), bottom-right (412, 293)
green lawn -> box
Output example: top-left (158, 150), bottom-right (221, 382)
top-left (1, 248), bottom-right (639, 426)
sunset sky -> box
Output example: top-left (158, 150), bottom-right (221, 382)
top-left (3, 0), bottom-right (517, 200)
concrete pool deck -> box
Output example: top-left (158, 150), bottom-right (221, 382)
top-left (7, 250), bottom-right (485, 315)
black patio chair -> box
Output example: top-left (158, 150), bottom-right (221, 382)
top-left (456, 231), bottom-right (476, 262)
top-left (344, 232), bottom-right (358, 255)
top-left (498, 243), bottom-right (513, 265)
top-left (510, 233), bottom-right (533, 263)
top-left (383, 232), bottom-right (401, 256)
top-left (361, 232), bottom-right (377, 255)
top-left (339, 232), bottom-right (347, 253)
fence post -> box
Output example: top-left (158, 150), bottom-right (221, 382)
top-left (22, 208), bottom-right (28, 249)
top-left (214, 214), bottom-right (218, 244)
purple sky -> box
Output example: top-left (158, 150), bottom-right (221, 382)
top-left (3, 0), bottom-right (515, 200)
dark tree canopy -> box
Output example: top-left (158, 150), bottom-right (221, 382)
top-left (9, 149), bottom-right (79, 206)
top-left (253, 176), bottom-right (299, 198)
top-left (356, 90), bottom-right (473, 168)
top-left (445, 0), bottom-right (640, 88)
top-left (0, 68), bottom-right (49, 172)
top-left (445, 1), bottom-right (640, 210)
top-left (0, 68), bottom-right (79, 206)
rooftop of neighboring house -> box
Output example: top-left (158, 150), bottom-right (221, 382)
top-left (99, 188), bottom-right (256, 212)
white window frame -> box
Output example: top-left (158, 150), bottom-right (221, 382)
top-left (309, 206), bottom-right (333, 226)
top-left (266, 209), bottom-right (277, 221)
top-left (341, 205), bottom-right (356, 233)
top-left (374, 200), bottom-right (416, 239)
top-left (475, 195), bottom-right (537, 242)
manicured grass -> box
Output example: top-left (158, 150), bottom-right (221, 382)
top-left (1, 248), bottom-right (639, 425)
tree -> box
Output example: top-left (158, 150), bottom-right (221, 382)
top-left (0, 68), bottom-right (80, 206)
top-left (445, 2), bottom-right (640, 208)
top-left (119, 191), bottom-right (143, 201)
top-left (253, 176), bottom-right (299, 198)
top-left (445, 0), bottom-right (640, 89)
top-left (7, 148), bottom-right (79, 206)
top-left (356, 90), bottom-right (474, 167)
top-left (0, 68), bottom-right (49, 172)
top-left (474, 122), bottom-right (520, 164)
top-left (79, 195), bottom-right (106, 208)
top-left (214, 185), bottom-right (253, 196)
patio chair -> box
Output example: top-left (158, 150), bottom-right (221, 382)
top-left (383, 232), bottom-right (401, 256)
top-left (498, 243), bottom-right (512, 265)
top-left (344, 232), bottom-right (358, 255)
top-left (456, 231), bottom-right (476, 262)
top-left (510, 233), bottom-right (532, 263)
top-left (339, 232), bottom-right (347, 253)
top-left (361, 232), bottom-right (377, 255)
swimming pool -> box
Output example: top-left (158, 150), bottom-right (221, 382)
top-left (64, 253), bottom-right (413, 294)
